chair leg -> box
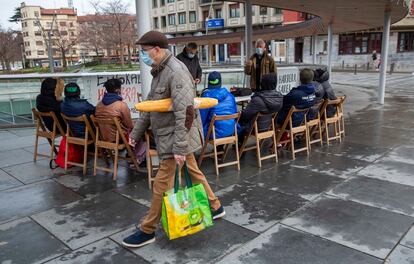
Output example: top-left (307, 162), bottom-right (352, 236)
top-left (256, 138), bottom-right (262, 168)
top-left (290, 132), bottom-right (296, 160)
top-left (234, 140), bottom-right (240, 171)
top-left (305, 128), bottom-right (310, 157)
top-left (34, 134), bottom-right (39, 162)
top-left (50, 136), bottom-right (56, 162)
top-left (222, 144), bottom-right (231, 161)
top-left (126, 144), bottom-right (140, 171)
top-left (318, 123), bottom-right (323, 146)
top-left (213, 144), bottom-right (219, 176)
top-left (307, 126), bottom-right (312, 151)
top-left (272, 135), bottom-right (278, 163)
top-left (341, 117), bottom-right (345, 137)
top-left (113, 148), bottom-right (119, 180)
top-left (83, 144), bottom-right (88, 176)
top-left (64, 138), bottom-right (68, 171)
top-left (325, 122), bottom-right (330, 146)
top-left (93, 145), bottom-right (99, 176)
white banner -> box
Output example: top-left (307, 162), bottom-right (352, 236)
top-left (276, 67), bottom-right (300, 95)
top-left (85, 73), bottom-right (142, 118)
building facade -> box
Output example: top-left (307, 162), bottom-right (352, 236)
top-left (20, 2), bottom-right (79, 68)
top-left (149, 0), bottom-right (284, 63)
top-left (285, 4), bottom-right (414, 71)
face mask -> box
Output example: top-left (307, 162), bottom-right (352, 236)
top-left (256, 48), bottom-right (264, 55)
top-left (140, 50), bottom-right (154, 66)
top-left (187, 53), bottom-right (195, 59)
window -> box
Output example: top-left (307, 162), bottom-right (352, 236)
top-left (34, 31), bottom-right (42, 36)
top-left (72, 49), bottom-right (76, 54)
top-left (160, 0), bottom-right (165, 6)
top-left (60, 31), bottom-right (68, 36)
top-left (339, 33), bottom-right (382, 55)
top-left (25, 41), bottom-right (30, 47)
top-left (46, 22), bottom-right (52, 27)
top-left (161, 16), bottom-right (167, 27)
top-left (59, 22), bottom-right (66, 27)
top-left (70, 31), bottom-right (75, 36)
top-left (168, 14), bottom-right (175, 25)
top-left (152, 0), bottom-right (158, 8)
top-left (398, 32), bottom-right (414, 52)
top-left (215, 9), bottom-right (222, 18)
top-left (189, 11), bottom-right (196, 23)
top-left (274, 8), bottom-right (282, 15)
top-left (229, 4), bottom-right (240, 18)
top-left (178, 12), bottom-right (186, 24)
top-left (69, 22), bottom-right (74, 27)
top-left (33, 21), bottom-right (38, 26)
top-left (37, 50), bottom-right (44, 55)
top-left (34, 11), bottom-right (39, 17)
top-left (36, 41), bottom-right (43, 46)
top-left (153, 17), bottom-right (159, 29)
top-left (260, 6), bottom-right (267, 15)
top-left (167, 0), bottom-right (174, 3)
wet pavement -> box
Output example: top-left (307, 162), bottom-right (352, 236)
top-left (1, 72), bottom-right (414, 263)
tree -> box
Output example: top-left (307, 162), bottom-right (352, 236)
top-left (35, 15), bottom-right (77, 68)
top-left (0, 27), bottom-right (22, 71)
top-left (91, 0), bottom-right (136, 66)
top-left (8, 7), bottom-right (22, 24)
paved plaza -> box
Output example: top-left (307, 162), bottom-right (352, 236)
top-left (1, 72), bottom-right (414, 263)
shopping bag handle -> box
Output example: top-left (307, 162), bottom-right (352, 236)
top-left (174, 162), bottom-right (193, 193)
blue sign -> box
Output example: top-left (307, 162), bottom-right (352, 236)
top-left (206, 18), bottom-right (224, 29)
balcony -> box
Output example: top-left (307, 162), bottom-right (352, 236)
top-left (199, 0), bottom-right (224, 7)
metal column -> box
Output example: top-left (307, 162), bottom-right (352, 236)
top-left (379, 11), bottom-right (391, 105)
top-left (312, 35), bottom-right (317, 64)
top-left (327, 24), bottom-right (333, 77)
top-left (240, 41), bottom-right (245, 66)
top-left (245, 0), bottom-right (253, 58)
top-left (136, 0), bottom-right (152, 99)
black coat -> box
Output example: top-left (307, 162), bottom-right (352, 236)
top-left (176, 48), bottom-right (202, 81)
top-left (239, 89), bottom-right (283, 135)
top-left (314, 70), bottom-right (337, 117)
top-left (36, 86), bottom-right (66, 132)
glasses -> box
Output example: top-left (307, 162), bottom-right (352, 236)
top-left (141, 46), bottom-right (155, 52)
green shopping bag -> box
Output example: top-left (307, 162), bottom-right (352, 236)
top-left (161, 162), bottom-right (213, 240)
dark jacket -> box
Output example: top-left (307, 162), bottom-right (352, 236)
top-left (60, 97), bottom-right (95, 137)
top-left (239, 90), bottom-right (283, 135)
top-left (244, 53), bottom-right (277, 91)
top-left (200, 87), bottom-right (238, 139)
top-left (314, 70), bottom-right (337, 117)
top-left (278, 83), bottom-right (316, 127)
top-left (36, 86), bottom-right (66, 132)
top-left (176, 48), bottom-right (202, 81)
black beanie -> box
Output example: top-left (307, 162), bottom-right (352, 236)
top-left (64, 83), bottom-right (81, 98)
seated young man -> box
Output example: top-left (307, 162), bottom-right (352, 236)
top-left (60, 83), bottom-right (95, 138)
top-left (313, 68), bottom-right (337, 117)
top-left (95, 78), bottom-right (134, 142)
top-left (200, 71), bottom-right (238, 139)
top-left (36, 77), bottom-right (66, 132)
top-left (277, 68), bottom-right (316, 127)
top-left (238, 73), bottom-right (283, 143)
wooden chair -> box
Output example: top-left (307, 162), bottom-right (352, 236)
top-left (323, 98), bottom-right (343, 146)
top-left (307, 101), bottom-right (324, 150)
top-left (338, 95), bottom-right (346, 138)
top-left (145, 130), bottom-right (158, 189)
top-left (61, 114), bottom-right (96, 176)
top-left (91, 115), bottom-right (139, 180)
top-left (32, 108), bottom-right (65, 162)
top-left (198, 113), bottom-right (240, 175)
top-left (239, 112), bottom-right (278, 167)
top-left (276, 106), bottom-right (310, 160)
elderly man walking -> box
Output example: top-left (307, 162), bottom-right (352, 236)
top-left (122, 31), bottom-right (225, 248)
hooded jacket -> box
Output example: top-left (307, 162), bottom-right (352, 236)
top-left (95, 93), bottom-right (133, 142)
top-left (200, 87), bottom-right (238, 139)
top-left (60, 97), bottom-right (95, 137)
top-left (278, 83), bottom-right (316, 127)
top-left (313, 69), bottom-right (337, 117)
top-left (176, 48), bottom-right (202, 81)
top-left (36, 83), bottom-right (66, 132)
top-left (239, 74), bottom-right (283, 135)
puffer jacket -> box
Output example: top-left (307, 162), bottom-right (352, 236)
top-left (239, 89), bottom-right (283, 135)
top-left (60, 97), bottom-right (95, 138)
top-left (314, 69), bottom-right (337, 117)
top-left (176, 48), bottom-right (202, 81)
top-left (95, 93), bottom-right (133, 142)
top-left (200, 87), bottom-right (238, 139)
top-left (36, 85), bottom-right (66, 132)
top-left (244, 53), bottom-right (277, 91)
top-left (278, 83), bottom-right (316, 127)
top-left (132, 50), bottom-right (204, 160)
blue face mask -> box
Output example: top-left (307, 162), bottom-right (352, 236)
top-left (256, 48), bottom-right (264, 55)
top-left (140, 50), bottom-right (154, 66)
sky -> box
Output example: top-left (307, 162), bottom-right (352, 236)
top-left (0, 0), bottom-right (136, 30)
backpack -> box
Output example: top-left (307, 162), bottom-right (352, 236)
top-left (50, 136), bottom-right (83, 169)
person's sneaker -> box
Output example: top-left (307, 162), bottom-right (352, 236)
top-left (212, 205), bottom-right (226, 220)
top-left (122, 230), bottom-right (155, 248)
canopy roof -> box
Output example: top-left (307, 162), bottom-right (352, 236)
top-left (169, 0), bottom-right (411, 45)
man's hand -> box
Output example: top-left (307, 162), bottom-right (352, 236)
top-left (174, 154), bottom-right (186, 166)
top-left (194, 78), bottom-right (201, 84)
top-left (246, 60), bottom-right (253, 67)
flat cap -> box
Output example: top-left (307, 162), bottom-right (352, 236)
top-left (136, 30), bottom-right (169, 49)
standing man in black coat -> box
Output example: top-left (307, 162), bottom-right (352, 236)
top-left (176, 42), bottom-right (202, 86)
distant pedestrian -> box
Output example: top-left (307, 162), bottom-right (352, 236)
top-left (372, 50), bottom-right (381, 70)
